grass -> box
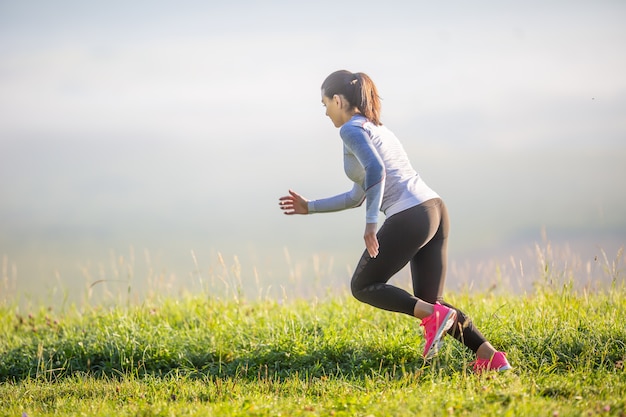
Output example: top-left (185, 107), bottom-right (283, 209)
top-left (1, 247), bottom-right (625, 416)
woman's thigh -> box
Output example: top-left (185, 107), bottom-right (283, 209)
top-left (410, 200), bottom-right (449, 302)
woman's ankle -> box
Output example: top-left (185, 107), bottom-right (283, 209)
top-left (413, 300), bottom-right (434, 319)
top-left (476, 342), bottom-right (496, 360)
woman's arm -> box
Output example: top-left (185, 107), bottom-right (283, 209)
top-left (339, 123), bottom-right (385, 224)
top-left (307, 183), bottom-right (365, 213)
top-left (279, 184), bottom-right (364, 216)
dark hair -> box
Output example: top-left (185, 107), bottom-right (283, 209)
top-left (321, 70), bottom-right (382, 126)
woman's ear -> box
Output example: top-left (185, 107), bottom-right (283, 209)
top-left (333, 94), bottom-right (344, 109)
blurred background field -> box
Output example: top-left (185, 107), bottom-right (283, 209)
top-left (2, 232), bottom-right (624, 311)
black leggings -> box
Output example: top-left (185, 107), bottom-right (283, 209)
top-left (350, 198), bottom-right (487, 353)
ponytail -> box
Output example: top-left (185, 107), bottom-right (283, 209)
top-left (321, 70), bottom-right (382, 125)
top-left (353, 72), bottom-right (382, 126)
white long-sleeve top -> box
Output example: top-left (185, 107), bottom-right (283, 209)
top-left (308, 114), bottom-right (440, 224)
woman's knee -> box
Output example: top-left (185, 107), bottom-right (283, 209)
top-left (350, 277), bottom-right (366, 301)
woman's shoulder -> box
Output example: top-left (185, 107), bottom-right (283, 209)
top-left (340, 115), bottom-right (368, 133)
top-left (343, 115), bottom-right (392, 138)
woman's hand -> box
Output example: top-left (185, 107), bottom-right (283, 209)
top-left (278, 189), bottom-right (309, 215)
top-left (364, 222), bottom-right (379, 258)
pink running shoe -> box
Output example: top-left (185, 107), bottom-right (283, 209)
top-left (473, 351), bottom-right (512, 373)
top-left (420, 302), bottom-right (457, 359)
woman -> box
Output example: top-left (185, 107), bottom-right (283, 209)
top-left (278, 70), bottom-right (510, 372)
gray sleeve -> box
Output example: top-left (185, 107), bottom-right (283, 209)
top-left (308, 183), bottom-right (365, 213)
top-left (339, 123), bottom-right (385, 223)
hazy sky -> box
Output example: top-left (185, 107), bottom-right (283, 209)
top-left (2, 1), bottom-right (625, 145)
top-left (1, 1), bottom-right (625, 301)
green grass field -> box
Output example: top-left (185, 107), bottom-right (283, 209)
top-left (1, 248), bottom-right (625, 416)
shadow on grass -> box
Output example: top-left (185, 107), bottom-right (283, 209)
top-left (1, 340), bottom-right (469, 383)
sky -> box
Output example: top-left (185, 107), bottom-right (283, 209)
top-left (1, 1), bottom-right (625, 303)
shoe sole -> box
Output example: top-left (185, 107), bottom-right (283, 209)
top-left (424, 309), bottom-right (457, 359)
top-left (474, 364), bottom-right (513, 373)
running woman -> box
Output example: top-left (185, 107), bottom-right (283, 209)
top-left (278, 70), bottom-right (510, 372)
